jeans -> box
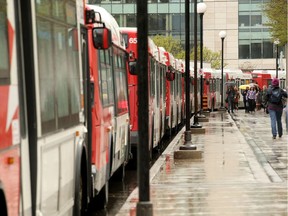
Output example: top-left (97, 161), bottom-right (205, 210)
top-left (228, 98), bottom-right (234, 112)
top-left (269, 109), bottom-right (283, 137)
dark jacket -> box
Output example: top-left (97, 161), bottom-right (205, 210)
top-left (242, 90), bottom-right (248, 101)
top-left (226, 88), bottom-right (235, 100)
top-left (265, 86), bottom-right (287, 111)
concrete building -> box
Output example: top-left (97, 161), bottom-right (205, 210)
top-left (90, 0), bottom-right (286, 71)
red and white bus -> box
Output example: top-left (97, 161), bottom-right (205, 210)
top-left (251, 70), bottom-right (286, 89)
top-left (164, 51), bottom-right (179, 133)
top-left (0, 1), bottom-right (131, 215)
top-left (120, 27), bottom-right (181, 156)
top-left (120, 27), bottom-right (158, 155)
top-left (0, 0), bottom-right (89, 215)
top-left (85, 4), bottom-right (130, 207)
top-left (156, 46), bottom-right (169, 142)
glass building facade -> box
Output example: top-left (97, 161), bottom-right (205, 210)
top-left (90, 0), bottom-right (284, 70)
top-left (239, 0), bottom-right (273, 59)
top-left (89, 0), bottom-right (199, 47)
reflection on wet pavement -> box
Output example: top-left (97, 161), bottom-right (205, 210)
top-left (116, 110), bottom-right (288, 216)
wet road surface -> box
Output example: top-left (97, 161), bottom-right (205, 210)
top-left (88, 130), bottom-right (179, 215)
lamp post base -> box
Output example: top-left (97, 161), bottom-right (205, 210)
top-left (136, 201), bottom-right (153, 216)
top-left (218, 106), bottom-right (226, 112)
top-left (180, 130), bottom-right (197, 150)
top-left (198, 109), bottom-right (206, 118)
top-left (191, 115), bottom-right (202, 128)
top-left (191, 122), bottom-right (202, 128)
top-left (179, 144), bottom-right (197, 150)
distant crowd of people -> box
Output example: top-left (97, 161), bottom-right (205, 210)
top-left (225, 78), bottom-right (287, 139)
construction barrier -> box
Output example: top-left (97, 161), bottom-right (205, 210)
top-left (203, 94), bottom-right (208, 111)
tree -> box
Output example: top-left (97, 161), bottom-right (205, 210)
top-left (263, 0), bottom-right (287, 82)
top-left (152, 35), bottom-right (185, 59)
top-left (190, 46), bottom-right (223, 69)
top-left (152, 35), bottom-right (222, 68)
top-left (262, 0), bottom-right (287, 45)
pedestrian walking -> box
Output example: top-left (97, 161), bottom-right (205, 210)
top-left (242, 86), bottom-right (249, 113)
top-left (247, 87), bottom-right (256, 112)
top-left (226, 86), bottom-right (235, 113)
top-left (256, 89), bottom-right (263, 111)
top-left (234, 86), bottom-right (240, 110)
top-left (264, 78), bottom-right (287, 139)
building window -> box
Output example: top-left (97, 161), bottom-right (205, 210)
top-left (126, 14), bottom-right (136, 27)
top-left (148, 14), bottom-right (166, 32)
top-left (239, 15), bottom-right (249, 27)
top-left (263, 41), bottom-right (273, 58)
top-left (251, 42), bottom-right (261, 59)
top-left (251, 15), bottom-right (261, 26)
top-left (172, 14), bottom-right (184, 32)
top-left (239, 0), bottom-right (250, 3)
top-left (239, 44), bottom-right (250, 59)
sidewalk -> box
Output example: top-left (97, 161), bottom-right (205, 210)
top-left (116, 110), bottom-right (288, 216)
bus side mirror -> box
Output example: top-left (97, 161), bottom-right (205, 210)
top-left (92, 27), bottom-right (112, 49)
top-left (129, 61), bottom-right (137, 75)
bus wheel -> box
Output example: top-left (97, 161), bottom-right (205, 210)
top-left (73, 170), bottom-right (86, 216)
top-left (95, 182), bottom-right (109, 209)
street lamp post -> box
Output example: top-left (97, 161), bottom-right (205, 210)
top-left (197, 2), bottom-right (207, 117)
top-left (136, 1), bottom-right (153, 215)
top-left (219, 30), bottom-right (226, 110)
top-left (180, 0), bottom-right (196, 150)
top-left (191, 0), bottom-right (202, 128)
top-left (274, 39), bottom-right (280, 78)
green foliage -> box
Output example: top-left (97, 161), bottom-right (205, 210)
top-left (262, 0), bottom-right (287, 45)
top-left (190, 46), bottom-right (223, 69)
top-left (152, 35), bottom-right (184, 59)
top-left (152, 35), bottom-right (222, 69)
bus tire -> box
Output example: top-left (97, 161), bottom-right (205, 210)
top-left (73, 148), bottom-right (88, 216)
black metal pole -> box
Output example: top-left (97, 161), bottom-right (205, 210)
top-left (194, 0), bottom-right (198, 120)
top-left (136, 0), bottom-right (153, 215)
top-left (191, 0), bottom-right (202, 128)
top-left (199, 13), bottom-right (203, 114)
top-left (220, 37), bottom-right (224, 108)
top-left (276, 44), bottom-right (279, 78)
top-left (180, 0), bottom-right (196, 150)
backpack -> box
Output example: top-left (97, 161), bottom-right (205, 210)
top-left (269, 88), bottom-right (282, 104)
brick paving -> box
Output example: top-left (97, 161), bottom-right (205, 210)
top-left (116, 110), bottom-right (288, 216)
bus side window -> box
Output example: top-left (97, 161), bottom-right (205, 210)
top-left (0, 6), bottom-right (10, 85)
